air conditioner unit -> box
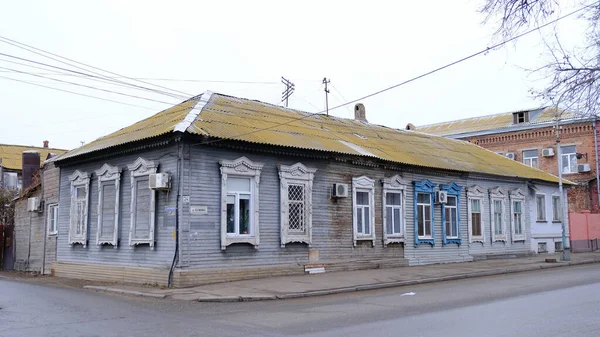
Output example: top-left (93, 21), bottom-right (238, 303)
top-left (27, 197), bottom-right (41, 212)
top-left (505, 152), bottom-right (515, 160)
top-left (578, 163), bottom-right (591, 173)
top-left (542, 148), bottom-right (555, 157)
top-left (332, 183), bottom-right (349, 198)
top-left (436, 191), bottom-right (448, 204)
top-left (149, 173), bottom-right (170, 190)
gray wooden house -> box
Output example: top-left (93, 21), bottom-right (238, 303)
top-left (51, 92), bottom-right (567, 287)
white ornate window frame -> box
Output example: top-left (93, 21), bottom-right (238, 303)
top-left (278, 163), bottom-right (317, 247)
top-left (127, 158), bottom-right (157, 249)
top-left (489, 186), bottom-right (507, 242)
top-left (352, 176), bottom-right (376, 247)
top-left (467, 185), bottom-right (485, 243)
top-left (382, 174), bottom-right (408, 246)
top-left (220, 156), bottom-right (264, 250)
top-left (68, 170), bottom-right (90, 247)
top-left (95, 163), bottom-right (121, 247)
top-left (510, 188), bottom-right (526, 242)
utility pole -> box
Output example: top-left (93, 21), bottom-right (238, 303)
top-left (323, 77), bottom-right (330, 116)
top-left (554, 116), bottom-right (571, 261)
top-left (281, 77), bottom-right (295, 108)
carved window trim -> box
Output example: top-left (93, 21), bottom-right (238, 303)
top-left (68, 170), bottom-right (90, 247)
top-left (220, 157), bottom-right (264, 250)
top-left (382, 175), bottom-right (408, 246)
top-left (414, 179), bottom-right (436, 247)
top-left (510, 188), bottom-right (526, 242)
top-left (467, 185), bottom-right (485, 243)
top-left (127, 158), bottom-right (157, 249)
top-left (95, 163), bottom-right (121, 247)
top-left (489, 186), bottom-right (507, 242)
top-left (278, 163), bottom-right (317, 247)
top-left (352, 176), bottom-right (376, 247)
top-left (440, 182), bottom-right (462, 246)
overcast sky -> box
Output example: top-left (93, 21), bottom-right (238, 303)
top-left (0, 0), bottom-right (585, 150)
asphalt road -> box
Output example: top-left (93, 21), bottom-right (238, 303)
top-left (1, 265), bottom-right (599, 337)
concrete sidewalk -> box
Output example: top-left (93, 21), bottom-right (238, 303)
top-left (83, 252), bottom-right (600, 302)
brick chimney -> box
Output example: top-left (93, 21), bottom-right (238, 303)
top-left (22, 151), bottom-right (40, 189)
top-left (43, 140), bottom-right (49, 148)
top-left (354, 103), bottom-right (367, 122)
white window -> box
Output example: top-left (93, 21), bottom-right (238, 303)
top-left (490, 187), bottom-right (507, 242)
top-left (352, 176), bottom-right (375, 246)
top-left (220, 157), bottom-right (263, 250)
top-left (561, 145), bottom-right (577, 174)
top-left (522, 150), bottom-right (539, 169)
top-left (279, 163), bottom-right (316, 247)
top-left (467, 185), bottom-right (484, 243)
top-left (68, 170), bottom-right (90, 247)
top-left (47, 204), bottom-right (58, 235)
top-left (416, 193), bottom-right (432, 238)
top-left (552, 195), bottom-right (561, 222)
top-left (445, 195), bottom-right (458, 238)
top-left (382, 175), bottom-right (407, 246)
top-left (127, 158), bottom-right (157, 249)
top-left (536, 194), bottom-right (546, 221)
top-left (510, 189), bottom-right (526, 242)
top-left (95, 163), bottom-right (121, 247)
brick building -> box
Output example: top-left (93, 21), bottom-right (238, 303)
top-left (417, 107), bottom-right (600, 252)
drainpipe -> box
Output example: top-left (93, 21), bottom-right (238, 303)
top-left (41, 171), bottom-right (47, 275)
top-left (593, 118), bottom-right (600, 210)
top-left (168, 140), bottom-right (182, 288)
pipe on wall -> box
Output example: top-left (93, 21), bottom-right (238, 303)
top-left (593, 119), bottom-right (600, 210)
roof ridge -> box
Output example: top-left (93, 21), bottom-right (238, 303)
top-left (176, 90), bottom-right (213, 132)
top-left (418, 107), bottom-right (546, 128)
top-left (0, 143), bottom-right (68, 151)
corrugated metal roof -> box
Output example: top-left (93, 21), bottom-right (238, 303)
top-left (55, 91), bottom-right (567, 184)
top-left (417, 107), bottom-right (582, 137)
top-left (0, 144), bottom-right (68, 171)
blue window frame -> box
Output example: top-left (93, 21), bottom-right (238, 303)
top-left (440, 183), bottom-right (462, 246)
top-left (413, 179), bottom-right (436, 247)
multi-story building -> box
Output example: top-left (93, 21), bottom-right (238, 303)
top-left (417, 107), bottom-right (599, 252)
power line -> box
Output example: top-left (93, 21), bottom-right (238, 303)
top-left (0, 75), bottom-right (155, 110)
top-left (0, 66), bottom-right (180, 106)
top-left (0, 35), bottom-right (192, 98)
top-left (197, 2), bottom-right (595, 146)
top-left (0, 52), bottom-right (188, 100)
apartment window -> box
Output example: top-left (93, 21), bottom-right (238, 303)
top-left (440, 183), bottom-right (462, 245)
top-left (513, 111), bottom-right (529, 124)
top-left (552, 195), bottom-right (561, 222)
top-left (385, 193), bottom-right (402, 235)
top-left (417, 193), bottom-right (432, 237)
top-left (561, 145), bottom-right (577, 174)
top-left (278, 163), bottom-right (316, 247)
top-left (555, 241), bottom-right (563, 252)
top-left (47, 204), bottom-right (58, 235)
top-left (445, 196), bottom-right (458, 237)
top-left (352, 176), bottom-right (375, 246)
top-left (538, 242), bottom-right (548, 253)
top-left (513, 200), bottom-right (523, 234)
top-left (356, 192), bottom-right (371, 235)
top-left (95, 163), bottom-right (121, 246)
top-left (510, 189), bottom-right (526, 242)
top-left (490, 187), bottom-right (507, 242)
top-left (2, 172), bottom-right (18, 190)
top-left (536, 194), bottom-right (546, 221)
top-left (220, 157), bottom-right (263, 250)
top-left (522, 150), bottom-right (539, 169)
top-left (467, 185), bottom-right (484, 243)
top-left (414, 180), bottom-right (436, 246)
top-left (127, 158), bottom-right (158, 249)
top-left (226, 177), bottom-right (253, 235)
top-left (68, 170), bottom-right (90, 247)
top-left (383, 175), bottom-right (408, 246)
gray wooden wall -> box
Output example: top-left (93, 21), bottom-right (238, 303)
top-left (56, 145), bottom-right (178, 269)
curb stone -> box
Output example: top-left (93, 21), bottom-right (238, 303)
top-left (83, 285), bottom-right (166, 299)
